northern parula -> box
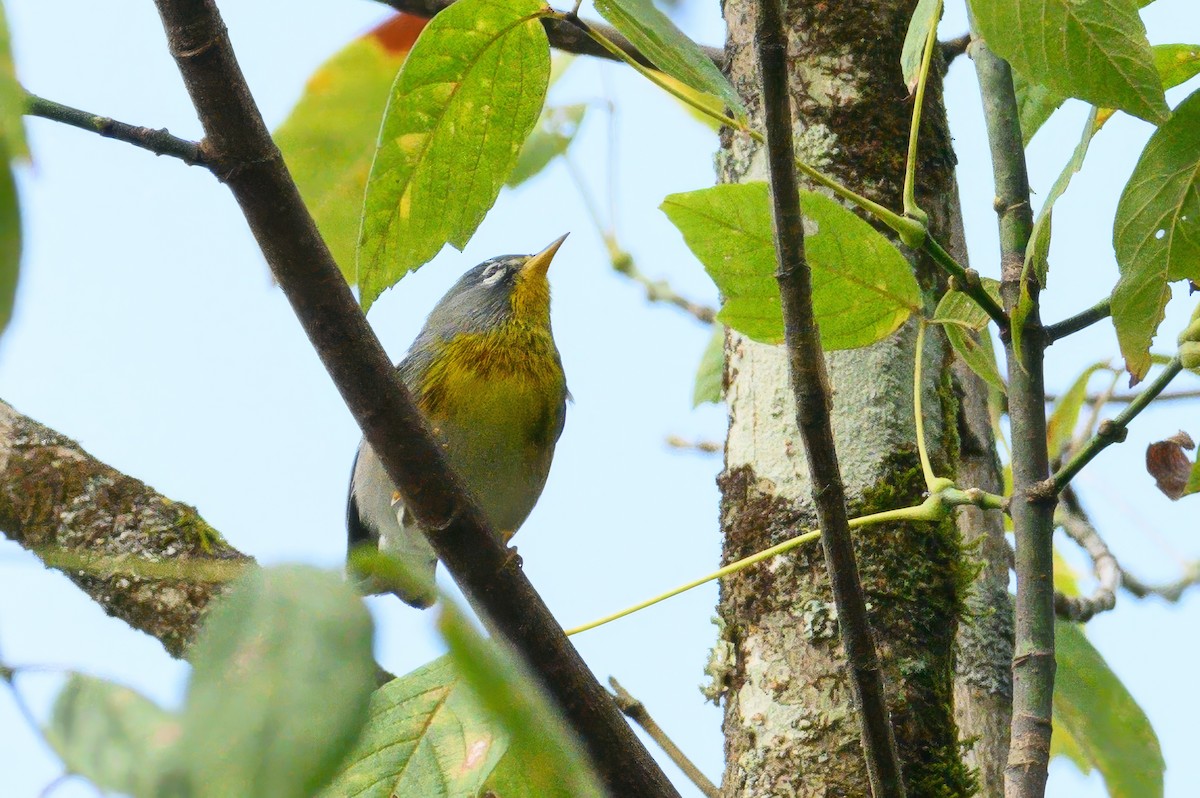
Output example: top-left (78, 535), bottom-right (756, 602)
top-left (347, 236), bottom-right (569, 607)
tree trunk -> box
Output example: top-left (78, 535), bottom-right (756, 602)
top-left (713, 1), bottom-right (1008, 795)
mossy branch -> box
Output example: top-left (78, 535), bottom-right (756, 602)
top-left (0, 400), bottom-right (251, 658)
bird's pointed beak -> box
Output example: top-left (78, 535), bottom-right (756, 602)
top-left (521, 233), bottom-right (568, 280)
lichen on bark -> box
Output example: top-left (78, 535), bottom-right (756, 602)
top-left (0, 400), bottom-right (250, 658)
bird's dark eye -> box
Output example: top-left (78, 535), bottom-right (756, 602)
top-left (480, 262), bottom-right (506, 285)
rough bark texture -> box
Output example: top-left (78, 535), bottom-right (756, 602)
top-left (950, 354), bottom-right (1014, 798)
top-left (714, 1), bottom-right (981, 795)
top-left (0, 400), bottom-right (250, 657)
top-left (941, 183), bottom-right (1014, 798)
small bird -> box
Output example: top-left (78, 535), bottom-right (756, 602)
top-left (347, 236), bottom-right (569, 607)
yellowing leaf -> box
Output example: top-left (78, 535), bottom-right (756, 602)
top-left (276, 14), bottom-right (427, 282)
top-left (357, 0), bottom-right (551, 312)
top-left (1054, 621), bottom-right (1164, 798)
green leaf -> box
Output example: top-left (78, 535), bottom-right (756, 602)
top-left (441, 604), bottom-right (605, 798)
top-left (932, 279), bottom-right (1007, 394)
top-left (507, 103), bottom-right (587, 188)
top-left (1045, 362), bottom-right (1109, 460)
top-left (1111, 87), bottom-right (1200, 381)
top-left (593, 0), bottom-right (744, 118)
top-left (1153, 44), bottom-right (1200, 93)
top-left (693, 324), bottom-right (724, 406)
top-left (1016, 43), bottom-right (1200, 145)
top-left (320, 657), bottom-right (507, 798)
top-left (970, 0), bottom-right (1168, 125)
top-left (161, 566), bottom-right (376, 798)
top-left (1013, 71), bottom-right (1067, 147)
top-left (357, 0), bottom-right (550, 312)
top-left (0, 160), bottom-right (19, 339)
top-left (1054, 621), bottom-right (1164, 798)
top-left (1025, 107), bottom-right (1100, 289)
top-left (661, 183), bottom-right (920, 348)
top-left (1187, 453), bottom-right (1200, 496)
top-left (276, 14), bottom-right (427, 283)
top-left (900, 0), bottom-right (941, 93)
top-left (0, 4), bottom-right (27, 161)
top-left (45, 674), bottom-right (180, 797)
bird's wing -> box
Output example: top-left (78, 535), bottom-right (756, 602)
top-left (347, 440), bottom-right (438, 608)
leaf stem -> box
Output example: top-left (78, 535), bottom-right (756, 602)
top-left (565, 501), bottom-right (947, 636)
top-left (1050, 357), bottom-right (1184, 493)
top-left (903, 0), bottom-right (942, 219)
top-left (1044, 298), bottom-right (1111, 343)
top-left (913, 321), bottom-right (942, 492)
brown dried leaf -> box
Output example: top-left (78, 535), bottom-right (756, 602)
top-left (1146, 431), bottom-right (1196, 500)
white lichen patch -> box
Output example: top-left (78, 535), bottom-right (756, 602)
top-left (792, 46), bottom-right (870, 108)
top-left (792, 121), bottom-right (839, 171)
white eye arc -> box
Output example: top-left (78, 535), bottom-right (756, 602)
top-left (481, 263), bottom-right (506, 286)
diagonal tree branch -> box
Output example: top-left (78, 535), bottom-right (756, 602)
top-left (374, 0), bottom-right (726, 69)
top-left (753, 0), bottom-right (905, 795)
top-left (0, 400), bottom-right (250, 658)
top-left (147, 1), bottom-right (678, 796)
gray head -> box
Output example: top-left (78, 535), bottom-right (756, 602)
top-left (416, 235), bottom-right (567, 344)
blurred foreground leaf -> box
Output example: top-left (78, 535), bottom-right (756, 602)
top-left (161, 566), bottom-right (376, 798)
top-left (46, 675), bottom-right (179, 797)
top-left (1054, 621), bottom-right (1164, 798)
top-left (276, 14), bottom-right (426, 282)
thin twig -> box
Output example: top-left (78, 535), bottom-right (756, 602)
top-left (754, 0), bottom-right (905, 795)
top-left (1049, 357), bottom-right (1184, 494)
top-left (610, 251), bottom-right (716, 323)
top-left (969, 23), bottom-right (1055, 798)
top-left (1053, 496), bottom-right (1118, 623)
top-left (608, 678), bottom-right (719, 798)
top-left (1044, 298), bottom-right (1111, 343)
top-left (375, 0), bottom-right (725, 70)
top-left (1123, 562), bottom-right (1200, 602)
top-left (1045, 388), bottom-right (1200, 404)
top-left (940, 33), bottom-right (971, 65)
top-left (148, 2), bottom-right (676, 795)
top-left (664, 435), bottom-right (720, 454)
top-left (25, 93), bottom-right (206, 166)
top-left (562, 155), bottom-right (715, 324)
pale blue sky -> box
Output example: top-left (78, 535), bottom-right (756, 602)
top-left (0, 1), bottom-right (1197, 796)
